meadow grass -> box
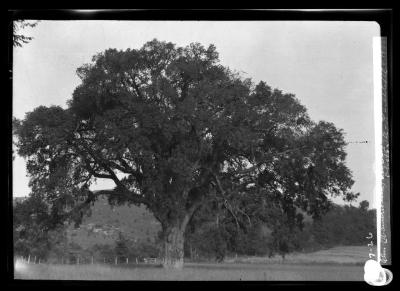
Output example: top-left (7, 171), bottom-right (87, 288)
top-left (230, 245), bottom-right (374, 265)
top-left (14, 246), bottom-right (369, 281)
top-left (14, 261), bottom-right (364, 281)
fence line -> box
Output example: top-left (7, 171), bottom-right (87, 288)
top-left (16, 254), bottom-right (161, 266)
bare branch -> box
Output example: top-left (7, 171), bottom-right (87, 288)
top-left (181, 199), bottom-right (203, 231)
top-left (209, 170), bottom-right (240, 230)
top-left (235, 205), bottom-right (252, 227)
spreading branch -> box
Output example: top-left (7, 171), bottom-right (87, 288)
top-left (208, 169), bottom-right (242, 230)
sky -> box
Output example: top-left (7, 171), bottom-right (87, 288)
top-left (12, 20), bottom-right (380, 207)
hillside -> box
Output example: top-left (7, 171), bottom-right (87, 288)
top-left (66, 196), bottom-right (161, 249)
top-left (67, 199), bottom-right (313, 251)
top-left (13, 195), bottom-right (375, 259)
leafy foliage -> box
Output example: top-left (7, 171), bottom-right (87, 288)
top-left (13, 39), bottom-right (358, 266)
top-left (114, 232), bottom-right (131, 257)
top-left (309, 201), bottom-right (376, 248)
top-left (185, 200), bottom-right (376, 260)
top-left (13, 195), bottom-right (68, 259)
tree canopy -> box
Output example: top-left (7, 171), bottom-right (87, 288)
top-left (13, 39), bottom-right (358, 268)
top-left (13, 195), bottom-right (68, 260)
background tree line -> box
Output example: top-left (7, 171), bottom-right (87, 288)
top-left (185, 199), bottom-right (376, 261)
top-left (13, 194), bottom-right (375, 263)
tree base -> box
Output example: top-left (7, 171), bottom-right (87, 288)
top-left (162, 258), bottom-right (184, 269)
top-left (163, 226), bottom-right (185, 269)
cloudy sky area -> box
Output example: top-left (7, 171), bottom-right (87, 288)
top-left (13, 21), bottom-right (380, 207)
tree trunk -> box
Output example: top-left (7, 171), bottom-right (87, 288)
top-left (159, 200), bottom-right (202, 269)
top-left (162, 224), bottom-right (185, 269)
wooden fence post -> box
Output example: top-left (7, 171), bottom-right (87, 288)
top-left (115, 257), bottom-right (118, 265)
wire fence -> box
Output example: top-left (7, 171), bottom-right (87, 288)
top-left (14, 254), bottom-right (162, 266)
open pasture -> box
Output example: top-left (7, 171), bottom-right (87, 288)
top-left (13, 261), bottom-right (364, 281)
top-left (14, 246), bottom-right (368, 281)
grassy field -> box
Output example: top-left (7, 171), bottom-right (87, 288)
top-left (14, 246), bottom-right (369, 281)
top-left (229, 245), bottom-right (374, 265)
top-left (14, 261), bottom-right (363, 281)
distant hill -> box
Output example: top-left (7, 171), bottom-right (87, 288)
top-left (12, 195), bottom-right (314, 251)
top-left (66, 196), bottom-right (161, 249)
top-left (13, 195), bottom-right (367, 254)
